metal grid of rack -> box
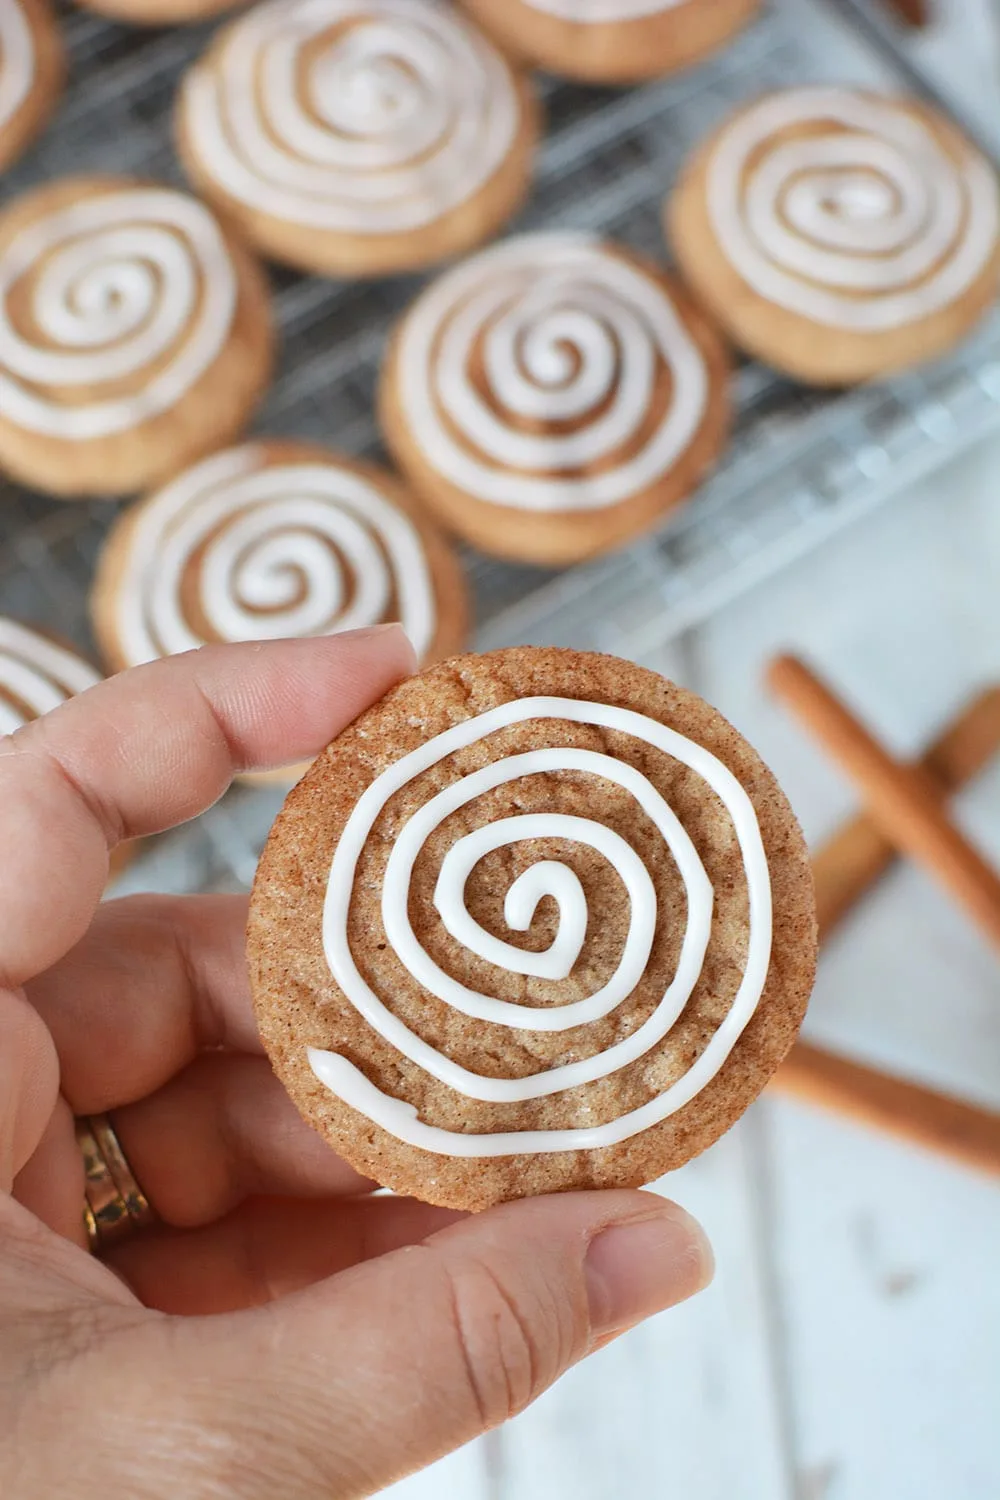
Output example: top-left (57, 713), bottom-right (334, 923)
top-left (1, 0), bottom-right (998, 893)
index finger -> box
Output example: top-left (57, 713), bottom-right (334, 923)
top-left (0, 628), bottom-right (415, 986)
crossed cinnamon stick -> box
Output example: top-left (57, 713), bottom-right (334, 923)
top-left (766, 657), bottom-right (1000, 1176)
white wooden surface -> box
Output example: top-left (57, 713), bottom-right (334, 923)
top-left (387, 6), bottom-right (1000, 1494)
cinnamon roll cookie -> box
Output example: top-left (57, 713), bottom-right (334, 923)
top-left (459, 0), bottom-right (760, 84)
top-left (78, 0), bottom-right (237, 28)
top-left (0, 615), bottom-right (100, 735)
top-left (91, 439), bottom-right (467, 675)
top-left (248, 647), bottom-right (817, 1209)
top-left (0, 177), bottom-right (273, 497)
top-left (0, 617), bottom-right (132, 874)
top-left (668, 88), bottom-right (1000, 384)
top-left (176, 0), bottom-right (538, 279)
top-left (380, 233), bottom-right (730, 565)
top-left (0, 0), bottom-right (63, 172)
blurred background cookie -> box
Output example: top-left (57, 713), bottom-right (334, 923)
top-left (176, 0), bottom-right (539, 278)
top-left (91, 439), bottom-right (467, 673)
top-left (0, 176), bottom-right (274, 498)
top-left (459, 0), bottom-right (761, 84)
top-left (0, 613), bottom-right (99, 733)
top-left (380, 232), bottom-right (730, 565)
top-left (667, 86), bottom-right (1000, 384)
top-left (0, 0), bottom-right (63, 172)
top-left (76, 0), bottom-right (237, 27)
top-left (248, 645), bottom-right (817, 1210)
top-left (0, 615), bottom-right (133, 873)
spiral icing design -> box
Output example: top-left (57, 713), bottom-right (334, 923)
top-left (309, 696), bottom-right (773, 1156)
top-left (0, 0), bottom-right (33, 137)
top-left (706, 88), bottom-right (1000, 331)
top-left (395, 233), bottom-right (710, 512)
top-left (0, 186), bottom-right (237, 439)
top-left (112, 445), bottom-right (437, 666)
top-left (0, 618), bottom-right (100, 737)
top-left (182, 0), bottom-right (520, 235)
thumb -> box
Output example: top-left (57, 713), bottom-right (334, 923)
top-left (151, 1189), bottom-right (712, 1498)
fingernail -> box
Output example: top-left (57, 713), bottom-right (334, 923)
top-left (584, 1206), bottom-right (714, 1338)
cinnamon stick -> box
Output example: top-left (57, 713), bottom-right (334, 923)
top-left (813, 687), bottom-right (1000, 938)
top-left (773, 1041), bottom-right (1000, 1176)
top-left (769, 656), bottom-right (1000, 952)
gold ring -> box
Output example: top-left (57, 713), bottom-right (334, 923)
top-left (75, 1113), bottom-right (155, 1253)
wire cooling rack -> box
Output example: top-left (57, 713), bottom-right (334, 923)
top-left (1, 0), bottom-right (998, 893)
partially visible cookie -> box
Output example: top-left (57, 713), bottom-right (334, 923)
top-left (76, 0), bottom-right (236, 27)
top-left (0, 176), bottom-right (274, 498)
top-left (0, 615), bottom-right (133, 877)
top-left (668, 87), bottom-right (1000, 384)
top-left (176, 0), bottom-right (539, 278)
top-left (91, 440), bottom-right (468, 672)
top-left (459, 0), bottom-right (761, 84)
top-left (0, 0), bottom-right (63, 172)
top-left (248, 647), bottom-right (817, 1210)
top-left (380, 233), bottom-right (731, 565)
top-left (0, 614), bottom-right (100, 734)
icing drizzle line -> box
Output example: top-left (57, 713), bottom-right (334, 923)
top-left (113, 445), bottom-right (437, 666)
top-left (309, 695), bottom-right (773, 1156)
top-left (396, 232), bottom-right (710, 512)
top-left (706, 87), bottom-right (1000, 331)
top-left (0, 616), bottom-right (100, 736)
top-left (0, 186), bottom-right (237, 439)
top-left (181, 0), bottom-right (520, 235)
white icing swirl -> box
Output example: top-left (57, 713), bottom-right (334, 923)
top-left (309, 695), bottom-right (773, 1156)
top-left (113, 445), bottom-right (437, 665)
top-left (0, 617), bottom-right (100, 736)
top-left (0, 187), bottom-right (237, 439)
top-left (0, 0), bottom-right (32, 138)
top-left (181, 0), bottom-right (520, 235)
top-left (706, 88), bottom-right (1000, 331)
top-left (525, 0), bottom-right (683, 18)
top-left (396, 233), bottom-right (710, 513)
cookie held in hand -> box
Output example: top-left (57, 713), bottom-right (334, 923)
top-left (248, 648), bottom-right (816, 1209)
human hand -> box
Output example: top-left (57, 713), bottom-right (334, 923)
top-left (0, 630), bottom-right (712, 1499)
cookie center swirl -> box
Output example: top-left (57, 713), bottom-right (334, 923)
top-left (182, 0), bottom-right (520, 234)
top-left (0, 619), bottom-right (100, 736)
top-left (310, 697), bottom-right (773, 1156)
top-left (0, 188), bottom-right (236, 438)
top-left (707, 87), bottom-right (1000, 330)
top-left (114, 446), bottom-right (436, 664)
top-left (0, 0), bottom-right (34, 137)
top-left (398, 233), bottom-right (709, 511)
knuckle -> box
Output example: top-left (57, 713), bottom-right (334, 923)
top-left (442, 1253), bottom-right (579, 1427)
